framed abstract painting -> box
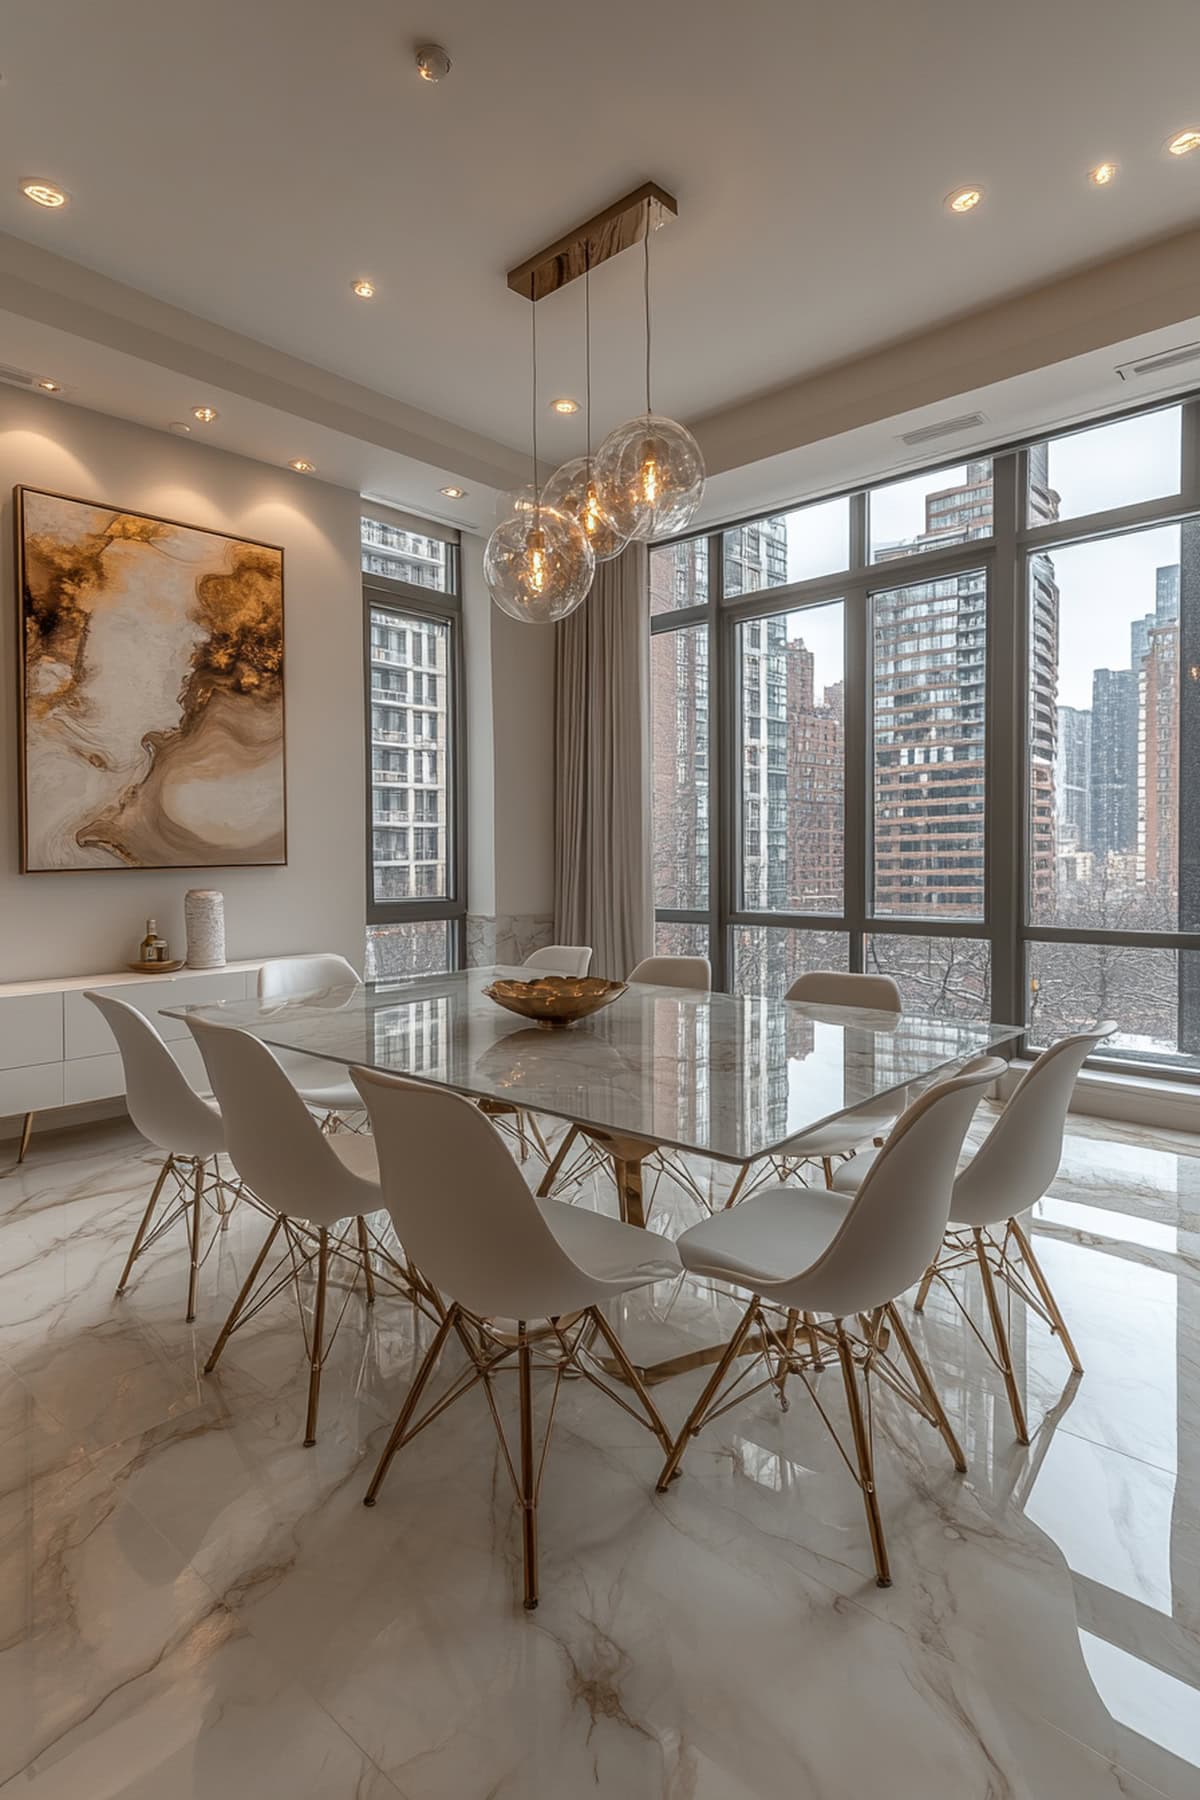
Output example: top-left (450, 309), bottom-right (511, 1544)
top-left (15, 488), bottom-right (286, 871)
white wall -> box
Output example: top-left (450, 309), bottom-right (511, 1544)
top-left (0, 388), bottom-right (365, 980)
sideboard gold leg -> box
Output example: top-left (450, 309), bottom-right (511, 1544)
top-left (17, 1112), bottom-right (35, 1164)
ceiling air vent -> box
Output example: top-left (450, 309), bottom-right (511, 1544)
top-left (1115, 342), bottom-right (1200, 382)
top-left (897, 411), bottom-right (987, 448)
top-left (0, 363), bottom-right (37, 389)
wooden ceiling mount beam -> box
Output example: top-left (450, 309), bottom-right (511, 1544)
top-left (506, 181), bottom-right (678, 303)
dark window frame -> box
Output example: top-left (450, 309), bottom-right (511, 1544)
top-left (650, 391), bottom-right (1200, 1080)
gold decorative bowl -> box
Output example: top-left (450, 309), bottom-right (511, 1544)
top-left (483, 975), bottom-right (626, 1030)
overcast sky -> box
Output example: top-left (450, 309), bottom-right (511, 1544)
top-left (776, 405), bottom-right (1183, 712)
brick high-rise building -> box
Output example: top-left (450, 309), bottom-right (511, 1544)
top-left (873, 459), bottom-right (1059, 917)
top-left (1135, 563), bottom-right (1181, 910)
top-left (785, 640), bottom-right (844, 912)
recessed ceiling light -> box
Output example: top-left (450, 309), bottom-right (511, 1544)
top-left (415, 44), bottom-right (452, 82)
top-left (945, 186), bottom-right (983, 214)
top-left (21, 178), bottom-right (68, 208)
top-left (35, 378), bottom-right (62, 393)
top-left (351, 278), bottom-right (376, 299)
top-left (191, 405), bottom-right (218, 423)
top-left (1088, 161), bottom-right (1118, 187)
top-left (439, 485), bottom-right (466, 499)
top-left (288, 458), bottom-right (315, 473)
top-left (1167, 128), bottom-right (1200, 157)
top-left (168, 421), bottom-right (193, 435)
top-left (550, 397), bottom-right (580, 415)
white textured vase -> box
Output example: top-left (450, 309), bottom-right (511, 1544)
top-left (184, 889), bottom-right (226, 969)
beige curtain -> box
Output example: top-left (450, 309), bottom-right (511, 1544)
top-left (554, 542), bottom-right (653, 980)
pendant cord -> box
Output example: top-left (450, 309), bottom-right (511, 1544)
top-left (643, 215), bottom-right (652, 417)
top-left (530, 298), bottom-right (539, 498)
top-left (584, 247), bottom-right (592, 463)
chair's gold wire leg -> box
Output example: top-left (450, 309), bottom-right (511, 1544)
top-left (356, 1214), bottom-right (376, 1305)
top-left (205, 1214), bottom-right (283, 1373)
top-left (723, 1161), bottom-right (751, 1209)
top-left (17, 1110), bottom-right (35, 1164)
top-left (185, 1159), bottom-right (203, 1323)
top-left (821, 1156), bottom-right (835, 1188)
top-left (517, 1322), bottom-right (539, 1610)
top-left (803, 1310), bottom-right (825, 1369)
top-left (304, 1227), bottom-right (329, 1447)
top-left (883, 1302), bottom-right (966, 1471)
top-left (526, 1116), bottom-right (551, 1163)
top-left (835, 1320), bottom-right (890, 1587)
top-left (973, 1228), bottom-right (1030, 1445)
top-left (656, 1296), bottom-right (761, 1490)
top-left (913, 1260), bottom-right (939, 1312)
top-left (537, 1124), bottom-right (579, 1197)
top-left (587, 1307), bottom-right (674, 1454)
top-left (115, 1154), bottom-right (175, 1297)
top-left (363, 1304), bottom-right (461, 1506)
top-left (1008, 1216), bottom-right (1082, 1374)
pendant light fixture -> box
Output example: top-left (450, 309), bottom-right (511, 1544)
top-left (593, 219), bottom-right (705, 541)
top-left (542, 252), bottom-right (630, 564)
top-left (485, 303), bottom-right (595, 623)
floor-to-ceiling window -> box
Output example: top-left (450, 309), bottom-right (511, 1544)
top-left (649, 393), bottom-right (1200, 1075)
top-left (363, 506), bottom-right (464, 979)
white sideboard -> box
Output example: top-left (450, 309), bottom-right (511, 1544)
top-left (0, 959), bottom-right (280, 1157)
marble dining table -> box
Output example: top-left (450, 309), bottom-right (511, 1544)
top-left (164, 964), bottom-right (1023, 1232)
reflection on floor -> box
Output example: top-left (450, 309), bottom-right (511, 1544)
top-left (2, 1102), bottom-right (1198, 1797)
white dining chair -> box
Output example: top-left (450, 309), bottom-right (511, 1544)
top-left (522, 945), bottom-right (594, 977)
top-left (537, 951), bottom-right (712, 1207)
top-left (723, 970), bottom-right (904, 1207)
top-left (835, 1023), bottom-right (1116, 1444)
top-left (87, 990), bottom-right (234, 1322)
top-left (352, 1064), bottom-right (682, 1611)
top-left (257, 953), bottom-right (366, 1129)
top-left (657, 1056), bottom-right (1004, 1587)
top-left (187, 1015), bottom-right (427, 1447)
top-left (627, 953), bottom-right (711, 990)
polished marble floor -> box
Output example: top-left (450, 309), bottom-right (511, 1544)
top-left (2, 1104), bottom-right (1199, 1797)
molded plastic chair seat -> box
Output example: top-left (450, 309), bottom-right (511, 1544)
top-left (353, 1066), bottom-right (683, 1610)
top-left (257, 954), bottom-right (365, 1122)
top-left (187, 1015), bottom-right (427, 1447)
top-left (523, 945), bottom-right (593, 977)
top-left (627, 954), bottom-right (710, 990)
top-left (87, 989), bottom-right (234, 1322)
top-left (906, 1022), bottom-right (1116, 1444)
top-left (677, 1185), bottom-right (855, 1286)
top-left (535, 1195), bottom-right (682, 1287)
top-left (830, 1149), bottom-right (880, 1194)
top-left (657, 1056), bottom-right (1004, 1587)
top-left (271, 1054), bottom-right (364, 1114)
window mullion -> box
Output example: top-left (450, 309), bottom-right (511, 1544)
top-left (988, 450), bottom-right (1023, 1028)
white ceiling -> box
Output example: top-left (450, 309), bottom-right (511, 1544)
top-left (2, 0), bottom-right (1200, 519)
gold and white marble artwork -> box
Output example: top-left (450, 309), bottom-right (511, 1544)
top-left (18, 488), bottom-right (285, 872)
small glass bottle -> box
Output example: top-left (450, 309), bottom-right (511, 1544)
top-left (139, 918), bottom-right (168, 964)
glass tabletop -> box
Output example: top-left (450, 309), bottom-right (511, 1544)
top-left (163, 965), bottom-right (1023, 1165)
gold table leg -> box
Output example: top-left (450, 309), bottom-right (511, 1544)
top-left (611, 1153), bottom-right (647, 1228)
top-left (17, 1111), bottom-right (35, 1164)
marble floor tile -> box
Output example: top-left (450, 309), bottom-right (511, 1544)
top-left (3, 1108), bottom-right (1200, 1796)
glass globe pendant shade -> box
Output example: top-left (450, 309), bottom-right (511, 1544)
top-left (594, 412), bottom-right (706, 540)
top-left (484, 500), bottom-right (595, 623)
top-left (541, 456), bottom-right (630, 562)
top-left (494, 482), bottom-right (538, 526)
